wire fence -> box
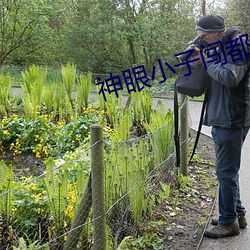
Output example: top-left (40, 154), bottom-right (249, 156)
top-left (0, 90), bottom-right (190, 249)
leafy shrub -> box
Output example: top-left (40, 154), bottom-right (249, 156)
top-left (0, 106), bottom-right (103, 158)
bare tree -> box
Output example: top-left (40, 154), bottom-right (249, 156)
top-left (201, 0), bottom-right (206, 16)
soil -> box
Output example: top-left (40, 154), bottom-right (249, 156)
top-left (0, 152), bottom-right (45, 180)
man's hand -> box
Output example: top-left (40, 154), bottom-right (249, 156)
top-left (193, 47), bottom-right (207, 64)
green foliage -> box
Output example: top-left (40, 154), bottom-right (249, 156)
top-left (117, 233), bottom-right (163, 250)
top-left (55, 114), bottom-right (99, 153)
top-left (112, 109), bottom-right (132, 141)
top-left (127, 144), bottom-right (149, 224)
top-left (61, 63), bottom-right (76, 101)
top-left (131, 90), bottom-right (153, 125)
top-left (21, 65), bottom-right (47, 118)
top-left (0, 65), bottom-right (25, 85)
top-left (19, 64), bottom-right (93, 122)
top-left (43, 159), bottom-right (68, 230)
top-left (0, 115), bottom-right (56, 156)
top-left (172, 190), bottom-right (180, 210)
top-left (96, 84), bottom-right (106, 110)
top-left (0, 0), bottom-right (232, 74)
top-left (1, 143), bottom-right (91, 248)
top-left (12, 176), bottom-right (48, 240)
top-left (43, 85), bottom-right (56, 113)
top-left (0, 0), bottom-right (52, 65)
top-left (178, 172), bottom-right (192, 189)
top-left (0, 73), bottom-right (12, 117)
top-left (0, 66), bottom-right (180, 248)
top-left (158, 182), bottom-right (171, 203)
top-left (1, 63), bottom-right (91, 122)
top-left (145, 100), bottom-right (174, 163)
top-left (47, 63), bottom-right (78, 122)
top-left (76, 71), bottom-right (92, 110)
top-left (13, 235), bottom-right (48, 250)
top-left (105, 136), bottom-right (153, 228)
top-left (52, 82), bottom-right (67, 121)
top-left (0, 151), bottom-right (91, 248)
top-left (104, 93), bottom-right (123, 128)
top-left (0, 161), bottom-right (14, 222)
top-left (151, 78), bottom-right (176, 97)
top-left (0, 108), bottom-right (101, 157)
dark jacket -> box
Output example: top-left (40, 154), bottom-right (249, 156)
top-left (203, 26), bottom-right (250, 128)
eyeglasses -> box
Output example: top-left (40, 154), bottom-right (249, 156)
top-left (199, 32), bottom-right (214, 40)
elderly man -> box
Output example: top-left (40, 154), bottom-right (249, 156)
top-left (194, 15), bottom-right (250, 238)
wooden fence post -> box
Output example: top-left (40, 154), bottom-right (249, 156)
top-left (91, 124), bottom-right (106, 250)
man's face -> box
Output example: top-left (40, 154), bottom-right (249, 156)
top-left (196, 30), bottom-right (220, 45)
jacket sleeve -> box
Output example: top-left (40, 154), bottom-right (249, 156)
top-left (205, 44), bottom-right (250, 88)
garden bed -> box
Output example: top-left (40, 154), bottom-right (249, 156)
top-left (0, 128), bottom-right (217, 250)
top-left (0, 64), bottom-right (217, 249)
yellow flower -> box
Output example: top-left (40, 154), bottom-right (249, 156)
top-left (36, 152), bottom-right (41, 159)
top-left (14, 149), bottom-right (22, 155)
top-left (32, 193), bottom-right (42, 201)
top-left (71, 195), bottom-right (76, 204)
top-left (3, 130), bottom-right (9, 135)
top-left (43, 147), bottom-right (49, 157)
top-left (12, 207), bottom-right (17, 212)
top-left (100, 110), bottom-right (106, 115)
top-left (26, 183), bottom-right (37, 191)
top-left (65, 205), bottom-right (74, 218)
top-left (22, 176), bottom-right (33, 181)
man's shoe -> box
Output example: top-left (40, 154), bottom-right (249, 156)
top-left (211, 214), bottom-right (247, 229)
top-left (238, 215), bottom-right (248, 228)
top-left (204, 222), bottom-right (240, 238)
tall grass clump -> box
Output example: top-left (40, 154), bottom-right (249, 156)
top-left (76, 72), bottom-right (92, 112)
top-left (60, 63), bottom-right (76, 103)
top-left (145, 100), bottom-right (175, 164)
top-left (131, 89), bottom-right (153, 135)
top-left (21, 65), bottom-right (47, 118)
top-left (104, 93), bottom-right (123, 128)
top-left (43, 84), bottom-right (56, 114)
top-left (0, 73), bottom-right (12, 117)
top-left (0, 161), bottom-right (14, 222)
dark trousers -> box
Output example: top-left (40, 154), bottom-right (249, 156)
top-left (211, 126), bottom-right (249, 225)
